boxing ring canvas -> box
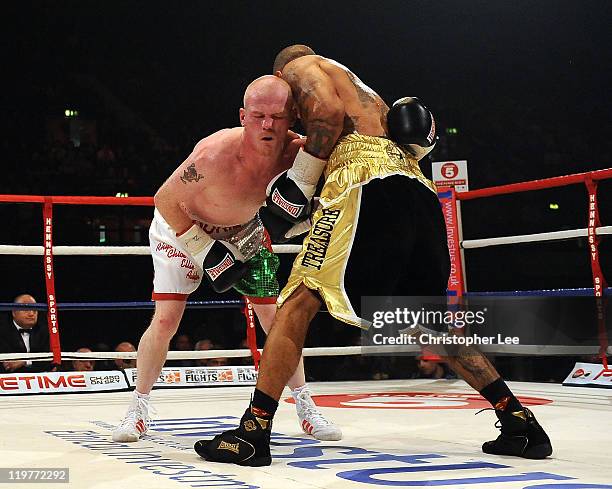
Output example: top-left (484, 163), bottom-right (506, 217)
top-left (2, 379), bottom-right (611, 489)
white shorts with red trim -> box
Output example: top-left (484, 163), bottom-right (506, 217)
top-left (149, 209), bottom-right (202, 301)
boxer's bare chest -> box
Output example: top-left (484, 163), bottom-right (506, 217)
top-left (179, 162), bottom-right (272, 231)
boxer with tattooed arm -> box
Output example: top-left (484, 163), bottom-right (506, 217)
top-left (113, 75), bottom-right (341, 443)
top-left (196, 45), bottom-right (551, 466)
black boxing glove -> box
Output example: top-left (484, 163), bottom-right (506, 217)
top-left (201, 240), bottom-right (249, 293)
top-left (264, 148), bottom-right (326, 224)
top-left (260, 147), bottom-right (326, 242)
top-left (176, 224), bottom-right (249, 293)
top-left (259, 206), bottom-right (313, 243)
top-left (387, 97), bottom-right (438, 160)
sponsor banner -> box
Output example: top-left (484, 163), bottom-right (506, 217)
top-left (0, 371), bottom-right (127, 395)
top-left (563, 362), bottom-right (612, 388)
top-left (438, 190), bottom-right (464, 296)
top-left (124, 365), bottom-right (258, 388)
top-left (432, 160), bottom-right (469, 191)
top-left (285, 392), bottom-right (552, 410)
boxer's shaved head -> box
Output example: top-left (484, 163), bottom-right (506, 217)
top-left (243, 75), bottom-right (292, 109)
top-left (273, 44), bottom-right (315, 74)
top-left (240, 75), bottom-right (295, 151)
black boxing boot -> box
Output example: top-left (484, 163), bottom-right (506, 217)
top-left (481, 397), bottom-right (552, 459)
top-left (194, 407), bottom-right (272, 466)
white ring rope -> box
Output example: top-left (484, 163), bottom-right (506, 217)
top-left (0, 244), bottom-right (303, 255)
top-left (462, 225), bottom-right (612, 249)
top-left (2, 344), bottom-right (610, 362)
top-left (0, 227), bottom-right (609, 255)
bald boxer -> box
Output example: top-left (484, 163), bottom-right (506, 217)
top-left (113, 75), bottom-right (340, 443)
top-left (196, 46), bottom-right (551, 466)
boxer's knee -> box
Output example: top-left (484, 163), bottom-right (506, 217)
top-left (252, 303), bottom-right (277, 334)
top-left (150, 301), bottom-right (186, 340)
top-left (278, 284), bottom-right (321, 326)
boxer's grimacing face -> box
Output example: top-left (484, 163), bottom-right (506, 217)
top-left (240, 86), bottom-right (295, 151)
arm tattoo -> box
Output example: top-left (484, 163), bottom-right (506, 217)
top-left (180, 162), bottom-right (204, 184)
top-left (305, 120), bottom-right (339, 157)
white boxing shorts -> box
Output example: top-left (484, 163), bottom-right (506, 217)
top-left (149, 209), bottom-right (267, 301)
top-left (149, 209), bottom-right (204, 301)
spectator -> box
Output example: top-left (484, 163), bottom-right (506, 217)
top-left (93, 342), bottom-right (114, 371)
top-left (413, 354), bottom-right (456, 380)
top-left (72, 347), bottom-right (95, 371)
top-left (114, 341), bottom-right (137, 370)
top-left (236, 338), bottom-right (256, 367)
top-left (174, 334), bottom-right (193, 351)
top-left (207, 345), bottom-right (229, 368)
top-left (166, 333), bottom-right (193, 367)
top-left (0, 294), bottom-right (53, 373)
top-left (194, 339), bottom-right (213, 367)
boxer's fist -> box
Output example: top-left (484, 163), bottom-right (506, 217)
top-left (262, 147), bottom-right (326, 242)
top-left (176, 224), bottom-right (248, 293)
top-left (265, 170), bottom-right (313, 224)
top-left (259, 206), bottom-right (312, 243)
top-left (387, 97), bottom-right (438, 161)
top-left (201, 241), bottom-right (249, 293)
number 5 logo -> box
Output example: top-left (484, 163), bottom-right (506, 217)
top-left (441, 162), bottom-right (459, 179)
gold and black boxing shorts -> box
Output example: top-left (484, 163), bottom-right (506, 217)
top-left (277, 134), bottom-right (450, 329)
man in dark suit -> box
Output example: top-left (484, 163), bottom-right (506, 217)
top-left (0, 294), bottom-right (52, 373)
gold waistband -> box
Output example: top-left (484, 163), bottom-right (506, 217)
top-left (324, 134), bottom-right (435, 193)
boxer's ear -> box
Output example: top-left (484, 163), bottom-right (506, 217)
top-left (274, 70), bottom-right (282, 78)
top-left (239, 108), bottom-right (246, 126)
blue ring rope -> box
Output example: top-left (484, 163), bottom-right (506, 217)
top-left (0, 300), bottom-right (244, 311)
top-left (1, 288), bottom-right (609, 311)
top-left (465, 287), bottom-right (611, 297)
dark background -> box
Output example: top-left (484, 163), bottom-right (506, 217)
top-left (0, 1), bottom-right (610, 379)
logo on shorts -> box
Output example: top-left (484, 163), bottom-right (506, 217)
top-left (156, 243), bottom-right (187, 259)
top-left (300, 209), bottom-right (341, 270)
top-left (271, 188), bottom-right (304, 219)
top-left (205, 253), bottom-right (234, 280)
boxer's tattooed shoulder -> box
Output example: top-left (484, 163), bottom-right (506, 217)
top-left (180, 162), bottom-right (204, 184)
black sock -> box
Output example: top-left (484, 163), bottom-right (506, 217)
top-left (480, 378), bottom-right (523, 412)
top-left (251, 388), bottom-right (278, 418)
